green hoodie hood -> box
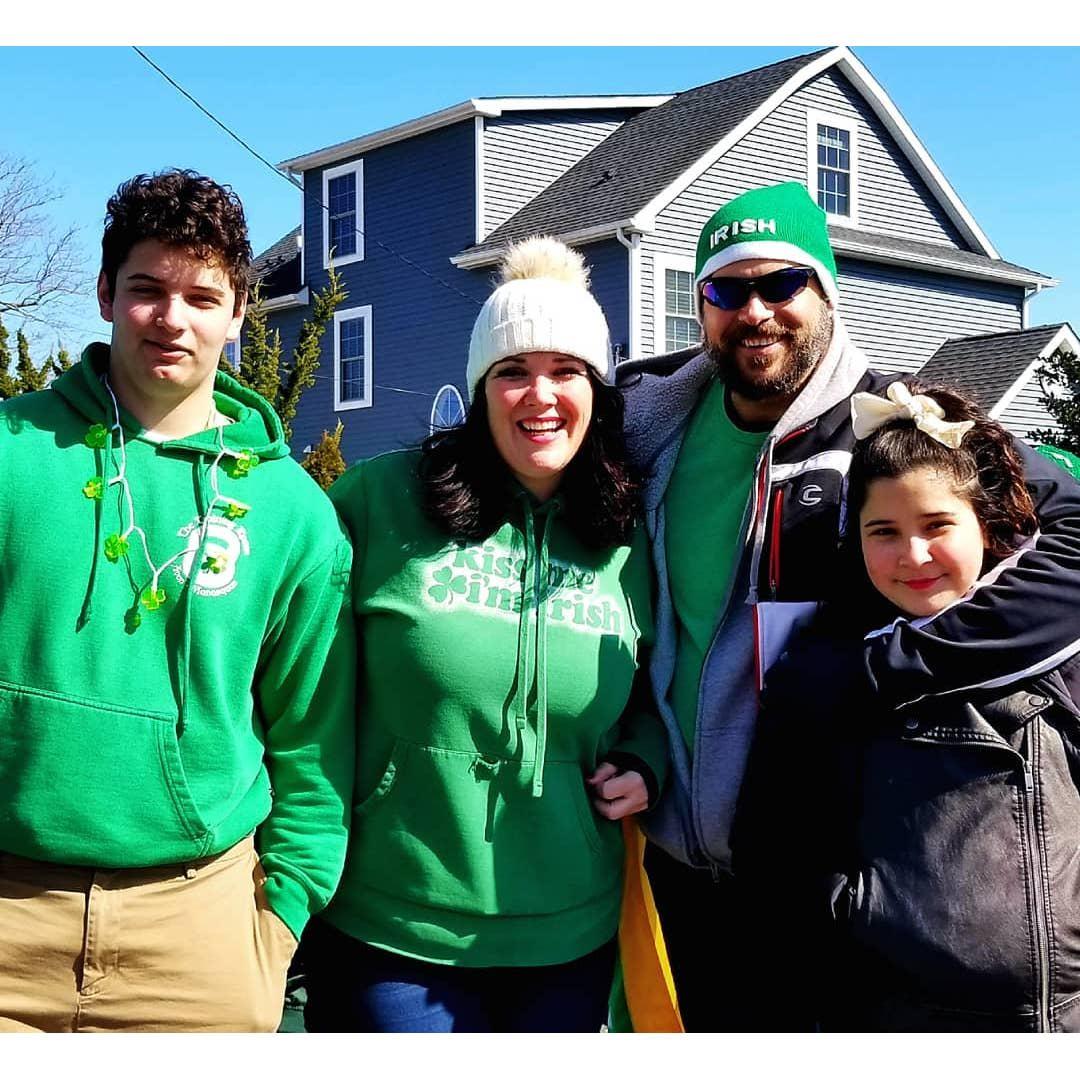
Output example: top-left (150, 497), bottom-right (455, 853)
top-left (53, 343), bottom-right (290, 460)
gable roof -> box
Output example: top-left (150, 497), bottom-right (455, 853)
top-left (455, 48), bottom-right (831, 261)
top-left (918, 323), bottom-right (1080, 417)
top-left (278, 95), bottom-right (671, 175)
top-left (452, 46), bottom-right (1032, 280)
top-left (252, 227), bottom-right (301, 280)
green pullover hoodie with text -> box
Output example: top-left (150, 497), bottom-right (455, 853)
top-left (324, 450), bottom-right (668, 967)
top-left (0, 344), bottom-right (356, 938)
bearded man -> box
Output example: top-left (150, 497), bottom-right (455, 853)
top-left (618, 181), bottom-right (1080, 1031)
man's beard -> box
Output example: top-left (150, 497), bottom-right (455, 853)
top-left (705, 305), bottom-right (834, 402)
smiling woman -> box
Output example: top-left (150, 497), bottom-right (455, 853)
top-left (305, 235), bottom-right (670, 1033)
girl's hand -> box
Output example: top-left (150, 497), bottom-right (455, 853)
top-left (587, 761), bottom-right (648, 820)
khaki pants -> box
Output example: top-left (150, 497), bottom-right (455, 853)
top-left (0, 835), bottom-right (297, 1032)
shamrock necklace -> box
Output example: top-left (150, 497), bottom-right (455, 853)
top-left (81, 376), bottom-right (259, 630)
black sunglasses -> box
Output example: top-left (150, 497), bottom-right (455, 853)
top-left (700, 267), bottom-right (816, 311)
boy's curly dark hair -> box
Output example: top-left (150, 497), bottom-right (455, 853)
top-left (847, 378), bottom-right (1037, 558)
top-left (418, 370), bottom-right (642, 550)
top-left (100, 170), bottom-right (252, 310)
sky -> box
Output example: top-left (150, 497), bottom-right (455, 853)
top-left (1, 45), bottom-right (1078, 355)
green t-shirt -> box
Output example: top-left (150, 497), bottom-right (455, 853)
top-left (665, 378), bottom-right (769, 750)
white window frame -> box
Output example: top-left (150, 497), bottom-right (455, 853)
top-left (806, 109), bottom-right (859, 226)
top-left (430, 383), bottom-right (466, 435)
top-left (333, 304), bottom-right (373, 411)
top-left (221, 339), bottom-right (240, 369)
top-left (322, 160), bottom-right (365, 269)
top-left (652, 253), bottom-right (700, 356)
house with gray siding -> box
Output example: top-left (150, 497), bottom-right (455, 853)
top-left (254, 46), bottom-right (1065, 464)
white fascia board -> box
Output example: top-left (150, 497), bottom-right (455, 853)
top-left (834, 48), bottom-right (997, 259)
top-left (450, 218), bottom-right (649, 269)
top-left (279, 100), bottom-right (498, 173)
top-left (833, 236), bottom-right (1058, 289)
top-left (635, 46), bottom-right (1002, 266)
top-left (478, 95), bottom-right (671, 112)
top-left (989, 322), bottom-right (1080, 420)
top-left (278, 95), bottom-right (670, 175)
top-left (259, 286), bottom-right (310, 313)
top-left (635, 47), bottom-right (846, 231)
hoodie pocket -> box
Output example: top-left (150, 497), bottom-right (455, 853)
top-left (347, 740), bottom-right (622, 917)
top-left (0, 680), bottom-right (208, 864)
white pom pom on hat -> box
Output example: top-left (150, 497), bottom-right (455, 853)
top-left (466, 235), bottom-right (613, 402)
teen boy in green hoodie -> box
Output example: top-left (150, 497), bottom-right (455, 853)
top-left (0, 171), bottom-right (355, 1032)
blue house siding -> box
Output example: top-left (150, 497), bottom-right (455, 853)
top-left (579, 238), bottom-right (630, 361)
top-left (289, 119), bottom-right (491, 465)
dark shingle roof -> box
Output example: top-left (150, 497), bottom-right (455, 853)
top-left (830, 225), bottom-right (1052, 285)
top-left (917, 324), bottom-right (1066, 411)
top-left (251, 227), bottom-right (301, 296)
top-left (460, 48), bottom-right (830, 258)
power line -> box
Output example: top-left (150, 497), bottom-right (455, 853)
top-left (131, 47), bottom-right (485, 308)
top-left (131, 47), bottom-right (300, 193)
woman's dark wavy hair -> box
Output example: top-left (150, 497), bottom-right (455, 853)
top-left (101, 169), bottom-right (252, 311)
top-left (847, 377), bottom-right (1037, 558)
top-left (418, 369), bottom-right (642, 549)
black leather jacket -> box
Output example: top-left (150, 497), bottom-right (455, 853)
top-left (742, 627), bottom-right (1080, 1032)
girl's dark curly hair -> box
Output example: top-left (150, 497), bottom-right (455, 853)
top-left (847, 378), bottom-right (1037, 558)
top-left (101, 169), bottom-right (252, 310)
top-left (419, 369), bottom-right (642, 549)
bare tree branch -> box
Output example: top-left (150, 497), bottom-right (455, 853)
top-left (0, 156), bottom-right (88, 323)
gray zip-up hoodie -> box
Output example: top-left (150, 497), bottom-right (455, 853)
top-left (619, 315), bottom-right (869, 871)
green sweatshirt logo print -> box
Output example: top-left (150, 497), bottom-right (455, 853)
top-left (173, 514), bottom-right (251, 597)
top-left (423, 541), bottom-right (625, 637)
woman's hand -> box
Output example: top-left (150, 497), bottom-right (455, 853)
top-left (587, 761), bottom-right (648, 820)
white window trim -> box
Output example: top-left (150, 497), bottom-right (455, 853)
top-left (322, 160), bottom-right (365, 269)
top-left (806, 109), bottom-right (859, 227)
top-left (334, 304), bottom-right (373, 411)
top-left (651, 252), bottom-right (700, 357)
top-left (430, 383), bottom-right (466, 435)
top-left (221, 339), bottom-right (240, 369)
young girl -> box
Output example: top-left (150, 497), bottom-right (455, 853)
top-left (743, 378), bottom-right (1080, 1032)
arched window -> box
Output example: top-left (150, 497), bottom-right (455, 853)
top-left (430, 383), bottom-right (466, 435)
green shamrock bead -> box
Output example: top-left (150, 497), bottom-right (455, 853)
top-left (104, 533), bottom-right (130, 562)
top-left (140, 585), bottom-right (167, 611)
top-left (82, 476), bottom-right (104, 500)
top-left (84, 423), bottom-right (109, 449)
top-left (203, 554), bottom-right (228, 574)
top-left (225, 450), bottom-right (260, 479)
top-left (224, 501), bottom-right (250, 520)
top-left (124, 607), bottom-right (142, 633)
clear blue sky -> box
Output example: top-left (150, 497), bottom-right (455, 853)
top-left (2, 45), bottom-right (1077, 353)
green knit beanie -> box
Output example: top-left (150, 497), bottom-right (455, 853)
top-left (694, 182), bottom-right (838, 317)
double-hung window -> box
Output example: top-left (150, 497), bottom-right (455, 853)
top-left (653, 254), bottom-right (700, 355)
top-left (322, 161), bottom-right (364, 268)
top-left (807, 110), bottom-right (857, 223)
top-left (334, 304), bottom-right (373, 410)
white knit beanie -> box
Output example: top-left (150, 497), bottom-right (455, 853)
top-left (466, 236), bottom-right (612, 402)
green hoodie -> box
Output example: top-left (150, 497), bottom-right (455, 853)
top-left (325, 450), bottom-right (668, 967)
top-left (0, 344), bottom-right (356, 939)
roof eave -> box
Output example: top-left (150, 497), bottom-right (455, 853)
top-left (278, 95), bottom-right (671, 174)
top-left (989, 321), bottom-right (1080, 419)
top-left (450, 218), bottom-right (648, 269)
top-left (833, 236), bottom-right (1057, 289)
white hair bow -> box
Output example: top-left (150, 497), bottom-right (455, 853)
top-left (850, 382), bottom-right (975, 448)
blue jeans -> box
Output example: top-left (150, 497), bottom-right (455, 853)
top-left (302, 918), bottom-right (616, 1032)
